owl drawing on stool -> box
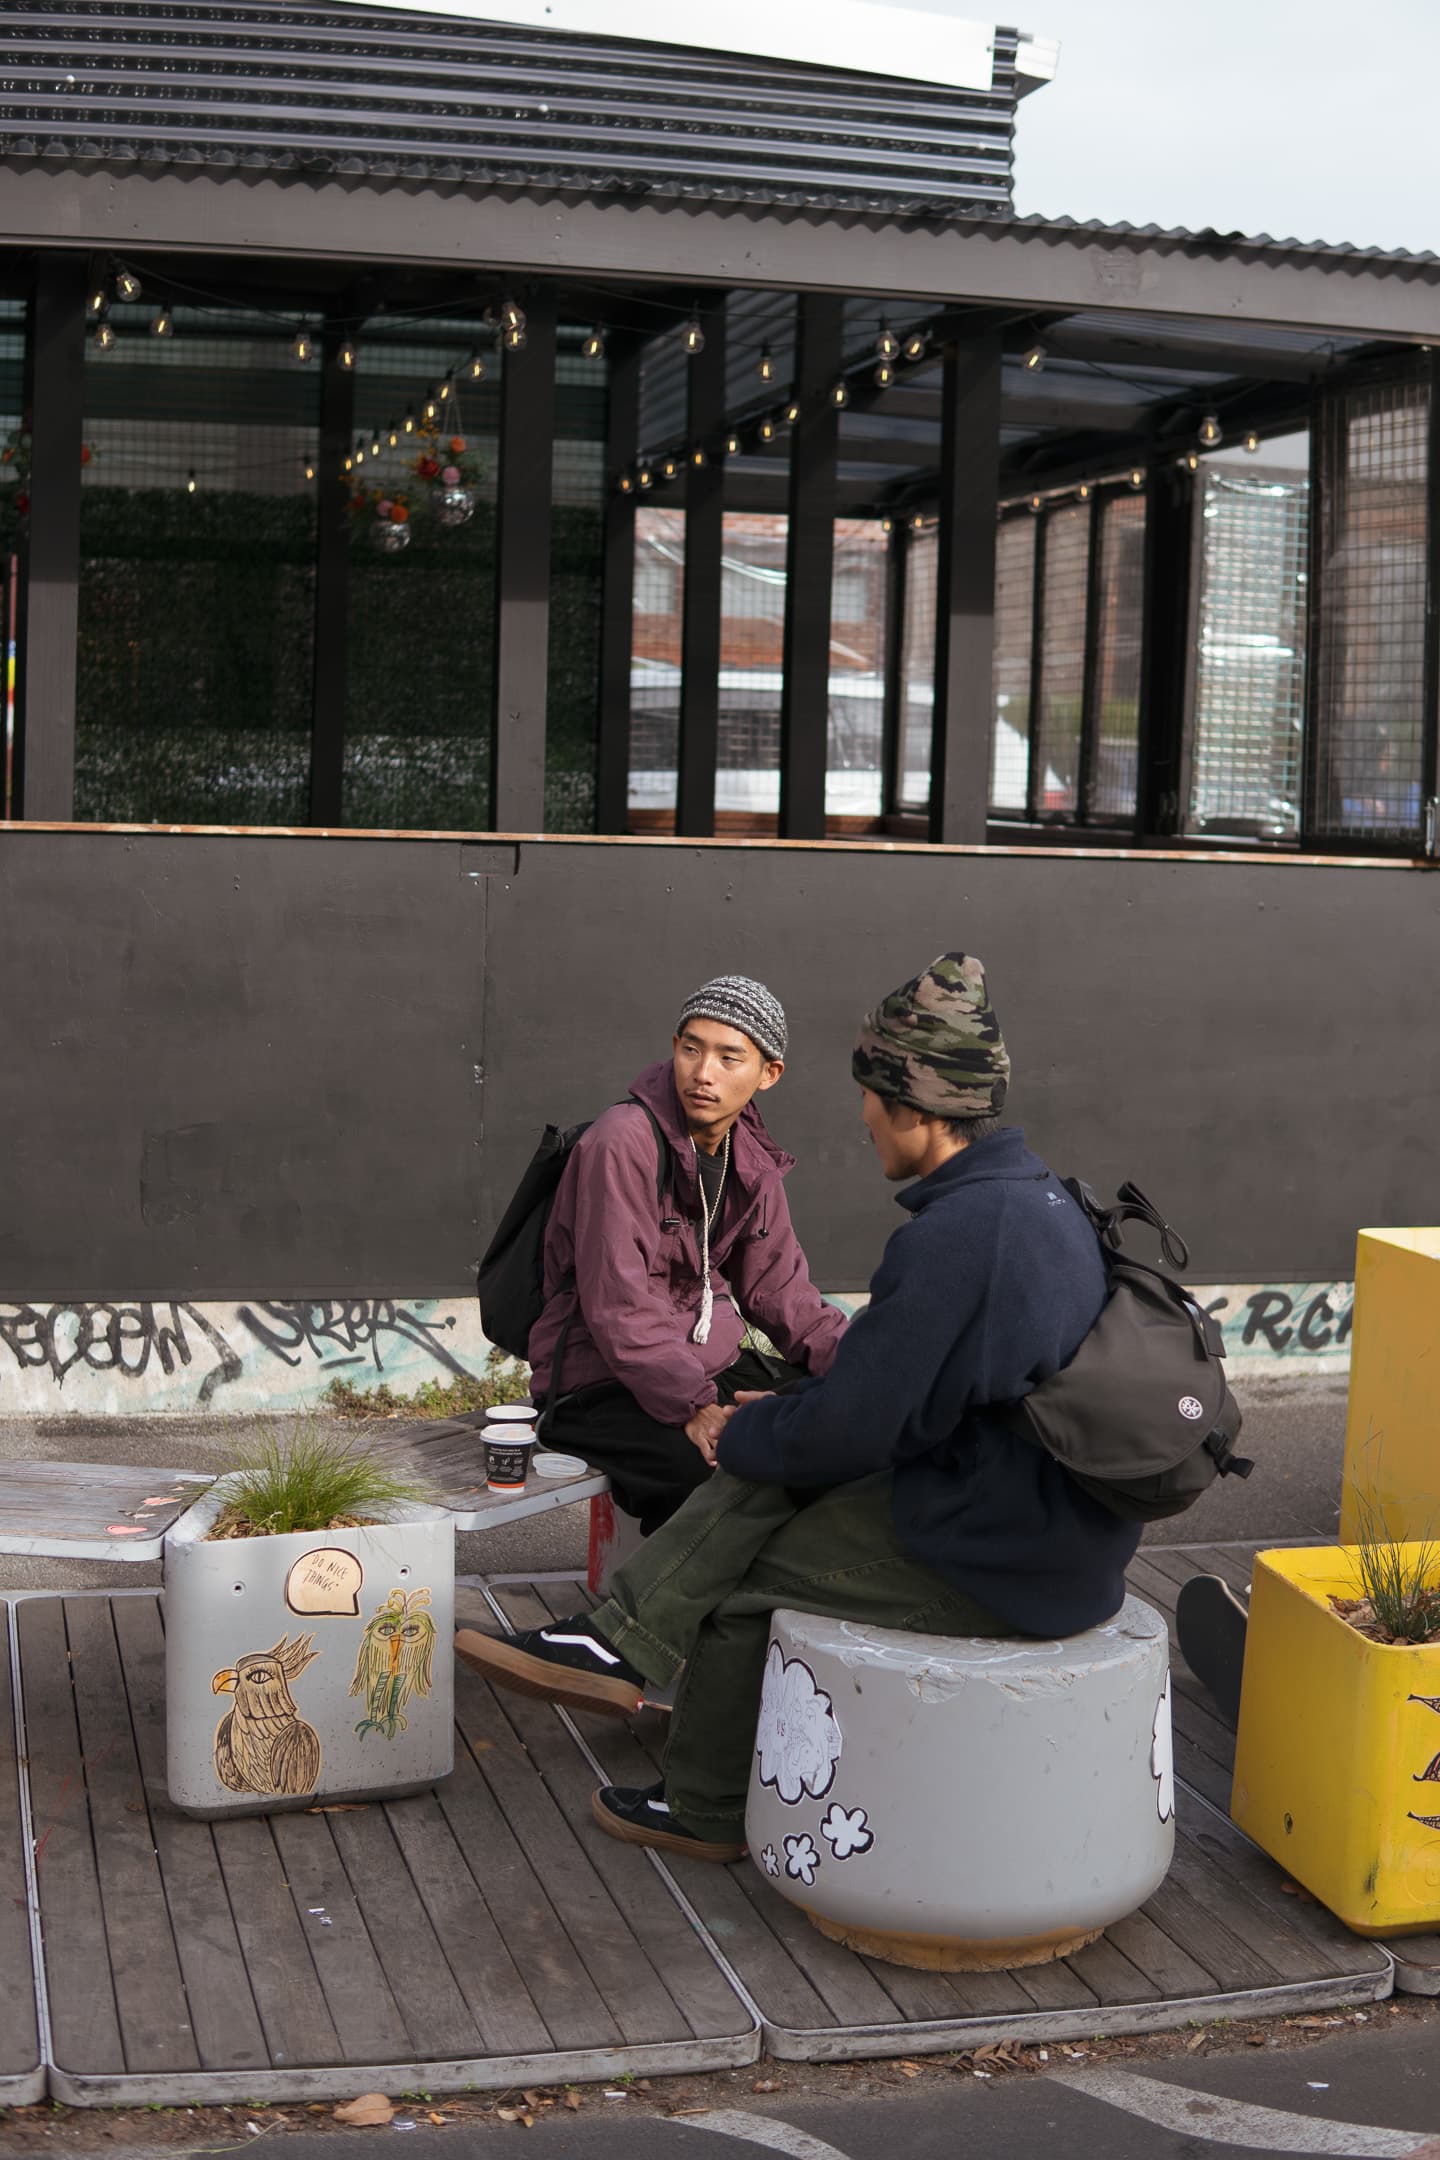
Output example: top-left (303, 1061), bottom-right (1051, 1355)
top-left (350, 1587), bottom-right (436, 1740)
top-left (212, 1633), bottom-right (322, 1797)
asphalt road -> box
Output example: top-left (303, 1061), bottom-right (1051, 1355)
top-left (0, 1367), bottom-right (1345, 1594)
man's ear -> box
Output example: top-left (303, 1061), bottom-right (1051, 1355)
top-left (754, 1057), bottom-right (785, 1094)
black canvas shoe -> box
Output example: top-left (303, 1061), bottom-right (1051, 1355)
top-left (453, 1615), bottom-right (646, 1716)
top-left (591, 1780), bottom-right (746, 1863)
top-left (1175, 1572), bottom-right (1249, 1730)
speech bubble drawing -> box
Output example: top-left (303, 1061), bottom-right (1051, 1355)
top-left (285, 1547), bottom-right (364, 1617)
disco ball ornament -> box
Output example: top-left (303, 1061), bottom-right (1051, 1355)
top-left (435, 483), bottom-right (476, 529)
top-left (375, 517), bottom-right (411, 553)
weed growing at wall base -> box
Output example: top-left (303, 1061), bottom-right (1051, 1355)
top-left (322, 1346), bottom-right (531, 1422)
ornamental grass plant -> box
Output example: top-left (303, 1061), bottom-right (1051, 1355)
top-left (207, 1419), bottom-right (436, 1541)
top-left (1331, 1474), bottom-right (1440, 1646)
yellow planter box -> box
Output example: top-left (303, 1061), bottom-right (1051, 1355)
top-left (1231, 1545), bottom-right (1440, 1936)
top-left (1340, 1229), bottom-right (1440, 1545)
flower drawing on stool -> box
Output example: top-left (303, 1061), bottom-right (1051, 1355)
top-left (819, 1801), bottom-right (874, 1860)
top-left (755, 1644), bottom-right (843, 1803)
top-left (761, 1844), bottom-right (780, 1877)
top-left (783, 1833), bottom-right (820, 1885)
top-left (1152, 1673), bottom-right (1175, 1823)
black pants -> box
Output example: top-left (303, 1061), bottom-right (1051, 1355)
top-left (539, 1349), bottom-right (810, 1534)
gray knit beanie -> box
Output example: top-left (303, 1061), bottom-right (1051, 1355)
top-left (677, 975), bottom-right (788, 1063)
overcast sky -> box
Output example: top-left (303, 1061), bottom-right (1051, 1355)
top-left (1010, 0), bottom-right (1440, 251)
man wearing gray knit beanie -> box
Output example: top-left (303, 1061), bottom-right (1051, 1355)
top-left (524, 972), bottom-right (845, 1532)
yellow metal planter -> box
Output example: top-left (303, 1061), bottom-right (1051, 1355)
top-left (1231, 1546), bottom-right (1440, 1936)
top-left (1340, 1229), bottom-right (1440, 1545)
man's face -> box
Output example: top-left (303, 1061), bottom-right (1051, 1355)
top-left (673, 1019), bottom-right (782, 1139)
top-left (860, 1085), bottom-right (928, 1181)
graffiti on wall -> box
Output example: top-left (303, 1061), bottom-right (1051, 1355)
top-left (1193, 1282), bottom-right (1353, 1362)
top-left (0, 1296), bottom-right (494, 1416)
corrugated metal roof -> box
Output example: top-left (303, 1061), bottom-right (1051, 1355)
top-left (0, 0), bottom-right (1025, 216)
top-left (1008, 215), bottom-right (1440, 271)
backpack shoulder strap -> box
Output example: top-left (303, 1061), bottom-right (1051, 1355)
top-left (626, 1096), bottom-right (678, 1221)
top-left (1060, 1175), bottom-right (1189, 1272)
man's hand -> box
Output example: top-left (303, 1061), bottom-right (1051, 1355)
top-left (684, 1402), bottom-right (734, 1465)
top-left (732, 1390), bottom-right (776, 1406)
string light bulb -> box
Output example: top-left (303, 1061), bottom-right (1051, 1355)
top-left (911, 511), bottom-right (925, 530)
top-left (387, 422), bottom-right (398, 448)
top-left (692, 445), bottom-right (708, 468)
top-left (304, 458), bottom-right (315, 481)
top-left (468, 353), bottom-right (485, 381)
top-left (1022, 342), bottom-right (1046, 373)
top-left (344, 453), bottom-right (353, 472)
top-left (725, 431), bottom-right (742, 456)
top-left (758, 345), bottom-right (776, 383)
top-left (89, 281), bottom-right (108, 317)
top-left (151, 304), bottom-right (173, 338)
top-left (1244, 430), bottom-right (1261, 454)
top-left (581, 328), bottom-right (605, 360)
top-left (291, 327), bottom-right (313, 363)
top-left (873, 359), bottom-right (895, 389)
top-left (875, 321), bottom-right (899, 359)
top-left (115, 266), bottom-right (141, 302)
top-left (830, 379), bottom-right (849, 409)
top-left (618, 472), bottom-right (635, 495)
top-left (503, 324), bottom-right (527, 351)
top-left (339, 338), bottom-right (356, 368)
top-left (662, 455), bottom-right (679, 480)
top-left (758, 415), bottom-right (777, 443)
top-left (438, 375), bottom-right (453, 400)
top-left (500, 297), bottom-right (526, 333)
top-left (403, 407), bottom-right (416, 434)
top-left (94, 320), bottom-right (115, 352)
top-left (370, 433), bottom-right (381, 458)
top-left (1199, 413), bottom-right (1223, 448)
top-left (1029, 493), bottom-right (1043, 513)
top-left (424, 395), bottom-right (438, 422)
top-left (1078, 482), bottom-right (1091, 500)
top-left (880, 516), bottom-right (893, 534)
top-left (1129, 467), bottom-right (1145, 489)
top-left (355, 440), bottom-right (365, 465)
top-left (1180, 450), bottom-right (1200, 471)
top-left (682, 317), bottom-right (706, 355)
top-left (784, 400), bottom-right (800, 425)
top-left (903, 330), bottom-right (927, 361)
top-left (186, 469), bottom-right (197, 495)
top-left (637, 462), bottom-right (653, 489)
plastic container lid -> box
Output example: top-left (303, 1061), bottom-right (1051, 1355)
top-left (486, 1404), bottom-right (538, 1422)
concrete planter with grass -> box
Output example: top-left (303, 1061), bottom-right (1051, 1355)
top-left (164, 1471), bottom-right (454, 1819)
top-left (1231, 1543), bottom-right (1440, 1935)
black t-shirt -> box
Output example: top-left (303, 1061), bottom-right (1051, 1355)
top-left (695, 1140), bottom-right (726, 1226)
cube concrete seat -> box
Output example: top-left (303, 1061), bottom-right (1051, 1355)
top-left (744, 1595), bottom-right (1174, 1971)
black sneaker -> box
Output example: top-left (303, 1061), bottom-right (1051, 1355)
top-left (1175, 1572), bottom-right (1249, 1730)
top-left (453, 1615), bottom-right (646, 1716)
top-left (591, 1780), bottom-right (746, 1863)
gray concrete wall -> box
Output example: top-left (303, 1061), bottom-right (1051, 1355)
top-left (1, 829), bottom-right (1435, 1296)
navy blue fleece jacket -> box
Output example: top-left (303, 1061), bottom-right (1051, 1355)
top-left (715, 1127), bottom-right (1141, 1637)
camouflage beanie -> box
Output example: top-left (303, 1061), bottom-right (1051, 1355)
top-left (852, 952), bottom-right (1009, 1118)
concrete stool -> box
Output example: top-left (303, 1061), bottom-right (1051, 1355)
top-left (744, 1596), bottom-right (1174, 1971)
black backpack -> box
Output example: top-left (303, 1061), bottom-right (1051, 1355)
top-left (1009, 1179), bottom-right (1252, 1523)
top-left (477, 1099), bottom-right (674, 1360)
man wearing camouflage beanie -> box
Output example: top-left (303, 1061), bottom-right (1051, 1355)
top-left (523, 972), bottom-right (846, 1531)
top-left (460, 952), bottom-right (1139, 1867)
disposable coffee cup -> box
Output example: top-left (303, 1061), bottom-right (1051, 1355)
top-left (484, 1422), bottom-right (536, 1492)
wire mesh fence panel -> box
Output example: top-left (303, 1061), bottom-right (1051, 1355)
top-left (826, 517), bottom-right (887, 819)
top-left (1187, 459), bottom-right (1308, 839)
top-left (1087, 492), bottom-right (1146, 824)
top-left (718, 511), bottom-right (786, 815)
top-left (628, 505), bottom-right (684, 821)
top-left (897, 523), bottom-right (938, 809)
top-left (988, 513), bottom-right (1035, 812)
top-left (73, 307), bottom-right (319, 825)
top-left (1032, 501), bottom-right (1090, 819)
top-left (1309, 376), bottom-right (1430, 844)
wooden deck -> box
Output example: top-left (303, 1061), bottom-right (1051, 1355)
top-left (4, 1545), bottom-right (1399, 2105)
top-left (0, 1611), bottom-right (43, 2101)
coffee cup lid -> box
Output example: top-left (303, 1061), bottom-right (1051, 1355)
top-left (486, 1404), bottom-right (538, 1422)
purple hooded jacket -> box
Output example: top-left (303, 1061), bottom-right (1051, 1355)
top-left (528, 1061), bottom-right (847, 1429)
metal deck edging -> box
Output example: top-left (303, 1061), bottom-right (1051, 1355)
top-left (3, 1599), bottom-right (50, 2105)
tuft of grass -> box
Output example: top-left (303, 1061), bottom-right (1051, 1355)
top-left (322, 1346), bottom-right (530, 1422)
top-left (1339, 1472), bottom-right (1440, 1645)
top-left (208, 1418), bottom-right (437, 1541)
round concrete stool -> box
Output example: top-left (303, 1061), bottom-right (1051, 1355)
top-left (744, 1596), bottom-right (1174, 1971)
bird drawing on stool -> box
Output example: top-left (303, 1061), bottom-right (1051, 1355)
top-left (350, 1587), bottom-right (436, 1740)
top-left (212, 1633), bottom-right (322, 1797)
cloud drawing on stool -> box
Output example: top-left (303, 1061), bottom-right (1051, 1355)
top-left (755, 1643), bottom-right (843, 1804)
top-left (1152, 1673), bottom-right (1175, 1823)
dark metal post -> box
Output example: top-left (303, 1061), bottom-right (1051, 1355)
top-left (1076, 492), bottom-right (1104, 825)
top-left (308, 317), bottom-right (356, 826)
top-left (779, 294), bottom-right (843, 838)
top-left (14, 261), bottom-right (87, 820)
top-left (491, 288), bottom-right (556, 832)
top-left (929, 327), bottom-right (1002, 845)
top-left (1135, 465), bottom-right (1193, 839)
top-left (880, 518), bottom-right (908, 816)
top-left (677, 301), bottom-right (728, 836)
top-left (595, 335), bottom-right (641, 835)
top-left (1025, 509), bottom-right (1049, 822)
top-left (1422, 353), bottom-right (1440, 852)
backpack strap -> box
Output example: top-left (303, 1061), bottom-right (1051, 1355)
top-left (542, 1098), bottom-right (674, 1424)
top-left (1061, 1175), bottom-right (1190, 1273)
